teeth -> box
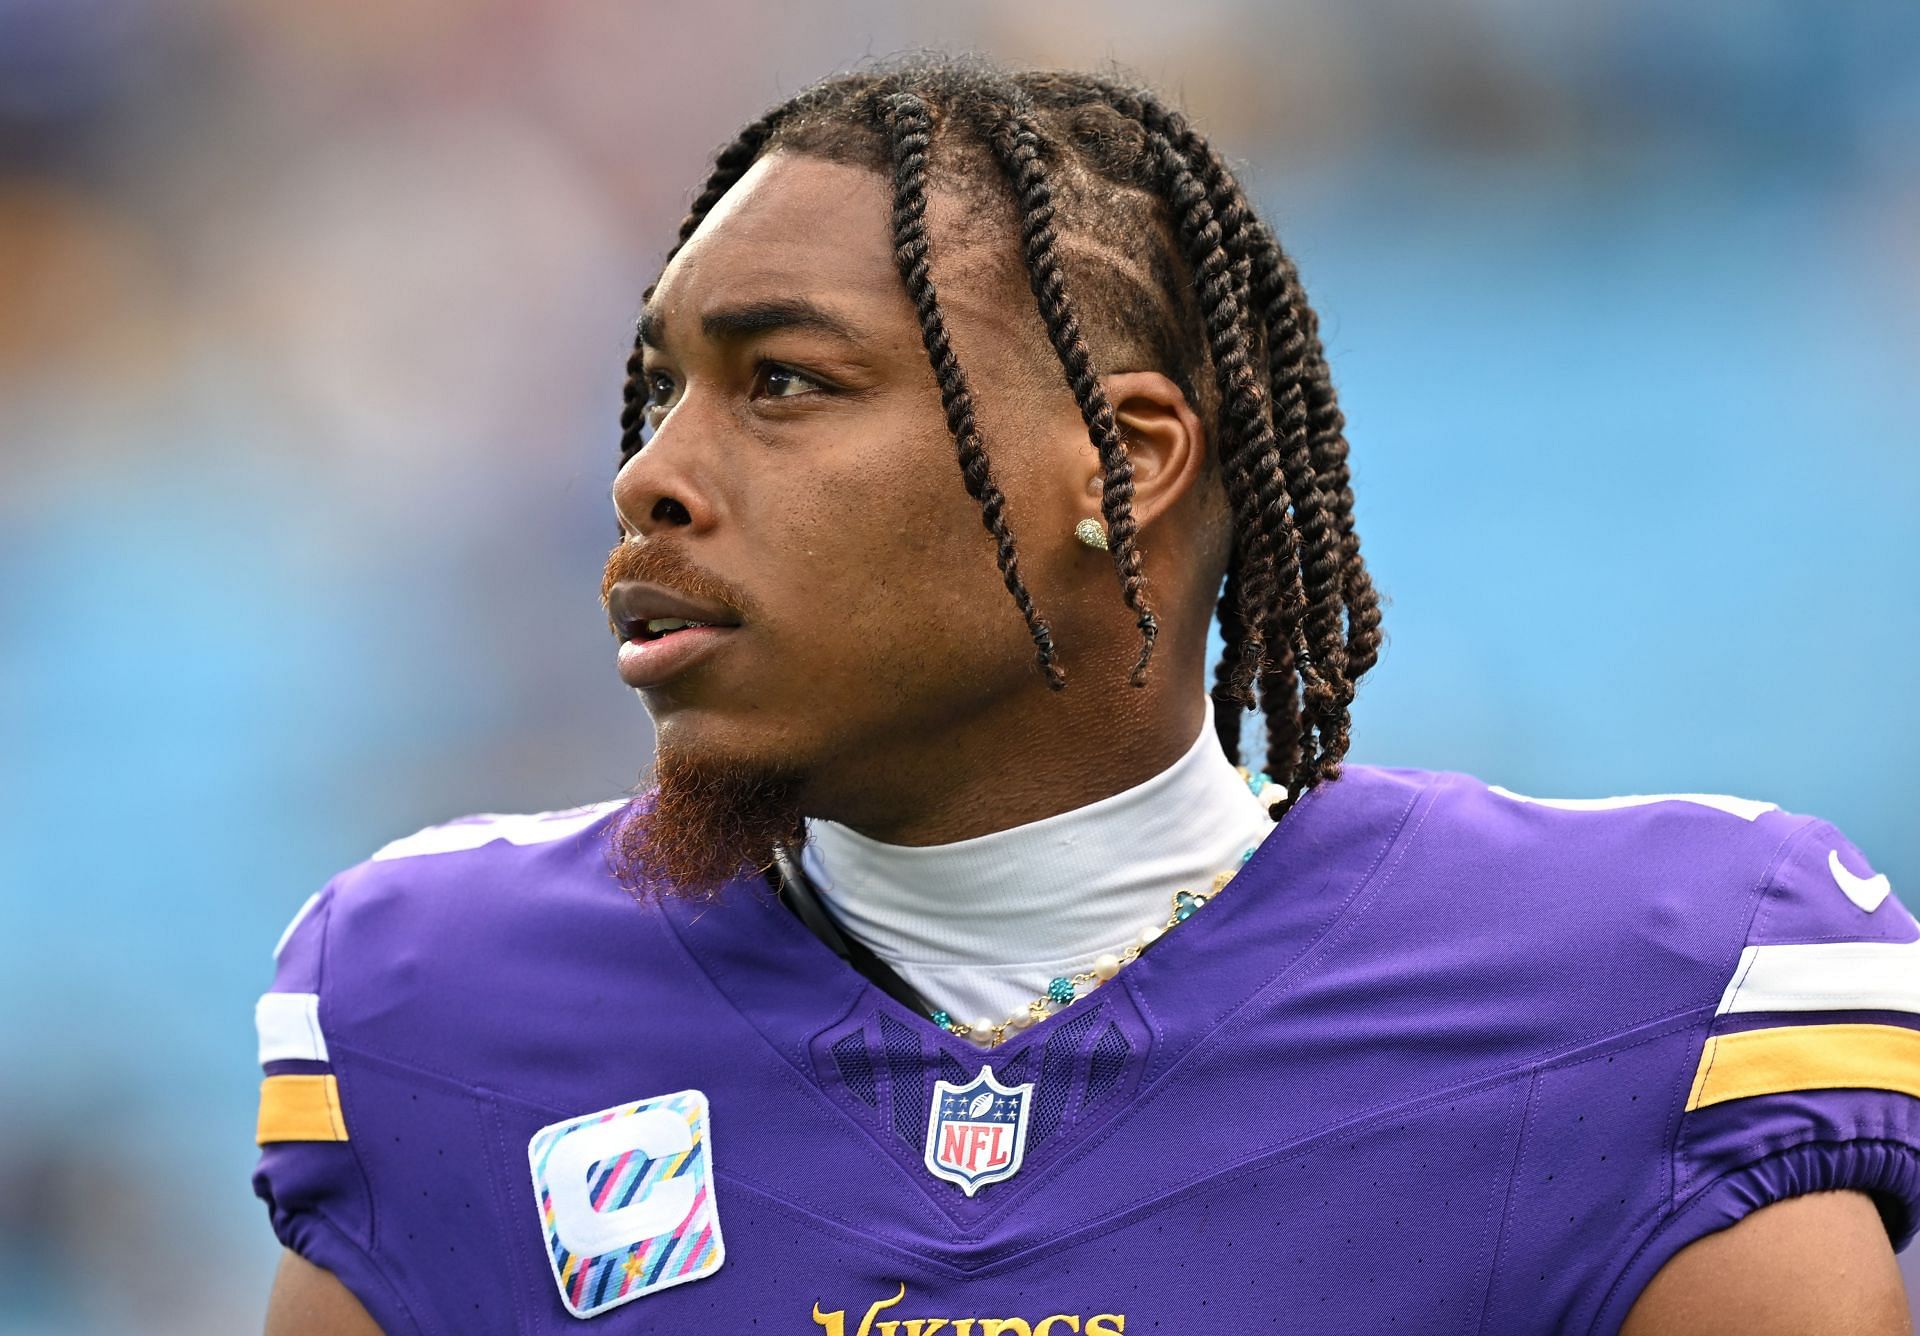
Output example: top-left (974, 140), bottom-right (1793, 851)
top-left (644, 618), bottom-right (707, 635)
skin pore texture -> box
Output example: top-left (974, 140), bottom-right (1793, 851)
top-left (265, 145), bottom-right (1910, 1336)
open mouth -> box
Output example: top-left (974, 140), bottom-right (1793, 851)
top-left (614, 618), bottom-right (736, 689)
top-left (606, 580), bottom-right (743, 689)
top-left (607, 580), bottom-right (743, 644)
top-left (631, 617), bottom-right (715, 643)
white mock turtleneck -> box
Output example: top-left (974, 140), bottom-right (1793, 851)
top-left (799, 699), bottom-right (1277, 1038)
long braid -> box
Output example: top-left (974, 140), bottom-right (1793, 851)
top-left (1119, 102), bottom-right (1373, 757)
top-left (1275, 239), bottom-right (1383, 679)
top-left (1095, 84), bottom-right (1350, 792)
top-left (1245, 232), bottom-right (1348, 792)
top-left (884, 92), bottom-right (1066, 689)
top-left (1210, 564), bottom-right (1247, 762)
top-left (1248, 229), bottom-right (1376, 775)
top-left (1145, 129), bottom-right (1308, 719)
top-left (1085, 80), bottom-right (1259, 341)
top-left (1075, 86), bottom-right (1268, 729)
top-left (1257, 629), bottom-right (1305, 789)
top-left (1062, 81), bottom-right (1280, 710)
top-left (989, 111), bottom-right (1158, 686)
top-left (991, 77), bottom-right (1378, 793)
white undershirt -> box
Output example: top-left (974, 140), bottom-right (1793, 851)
top-left (799, 698), bottom-right (1277, 1038)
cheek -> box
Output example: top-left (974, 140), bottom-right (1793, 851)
top-left (760, 428), bottom-right (1036, 682)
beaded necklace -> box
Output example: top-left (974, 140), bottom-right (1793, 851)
top-left (929, 769), bottom-right (1278, 1047)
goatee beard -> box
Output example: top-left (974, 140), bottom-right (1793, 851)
top-left (609, 745), bottom-right (805, 900)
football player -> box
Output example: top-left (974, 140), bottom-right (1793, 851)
top-left (256, 60), bottom-right (1918, 1334)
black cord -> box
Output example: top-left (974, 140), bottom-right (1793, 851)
top-left (770, 843), bottom-right (936, 1018)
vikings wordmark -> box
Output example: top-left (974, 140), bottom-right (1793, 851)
top-left (923, 1066), bottom-right (1033, 1195)
top-left (813, 1283), bottom-right (1126, 1335)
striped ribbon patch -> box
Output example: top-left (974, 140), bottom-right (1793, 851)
top-left (527, 1090), bottom-right (723, 1318)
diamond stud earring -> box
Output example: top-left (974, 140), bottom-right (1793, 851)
top-left (1074, 518), bottom-right (1110, 551)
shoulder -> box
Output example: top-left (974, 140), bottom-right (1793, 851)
top-left (298, 799), bottom-right (636, 965)
top-left (251, 799), bottom-right (687, 1335)
top-left (262, 799), bottom-right (670, 1080)
top-left (1310, 765), bottom-right (1916, 1037)
top-left (1398, 764), bottom-right (1813, 878)
top-left (1338, 763), bottom-right (1899, 935)
top-left (1444, 770), bottom-right (1910, 961)
top-left (1302, 769), bottom-right (1920, 1329)
top-left (1337, 769), bottom-right (1920, 1329)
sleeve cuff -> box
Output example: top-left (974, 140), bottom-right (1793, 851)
top-left (1592, 1137), bottom-right (1920, 1334)
top-left (256, 1174), bottom-right (425, 1336)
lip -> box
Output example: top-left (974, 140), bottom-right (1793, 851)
top-left (616, 624), bottom-right (736, 689)
top-left (606, 581), bottom-right (742, 642)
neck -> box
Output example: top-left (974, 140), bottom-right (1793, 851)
top-left (799, 697), bottom-right (1275, 1030)
top-left (803, 660), bottom-right (1212, 847)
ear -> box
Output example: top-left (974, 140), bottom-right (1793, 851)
top-left (1086, 370), bottom-right (1209, 532)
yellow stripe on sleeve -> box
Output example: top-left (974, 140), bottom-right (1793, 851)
top-left (256, 1074), bottom-right (350, 1144)
top-left (1687, 1023), bottom-right (1920, 1112)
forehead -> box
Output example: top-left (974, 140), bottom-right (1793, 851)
top-left (650, 154), bottom-right (899, 328)
top-left (648, 151), bottom-right (1030, 352)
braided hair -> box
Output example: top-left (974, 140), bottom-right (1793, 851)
top-left (618, 59), bottom-right (1384, 811)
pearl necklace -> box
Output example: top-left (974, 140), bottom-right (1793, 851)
top-left (928, 769), bottom-right (1277, 1048)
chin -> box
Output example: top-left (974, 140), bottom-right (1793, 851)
top-left (646, 700), bottom-right (813, 775)
top-left (645, 698), bottom-right (843, 819)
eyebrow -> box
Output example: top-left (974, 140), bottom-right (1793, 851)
top-left (638, 297), bottom-right (870, 350)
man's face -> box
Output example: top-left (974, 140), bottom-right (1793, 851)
top-left (605, 153), bottom-right (1092, 826)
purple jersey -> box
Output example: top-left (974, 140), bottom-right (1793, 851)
top-left (253, 766), bottom-right (1920, 1333)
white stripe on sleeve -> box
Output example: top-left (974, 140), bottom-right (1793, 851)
top-left (1717, 938), bottom-right (1920, 1017)
top-left (256, 991), bottom-right (329, 1064)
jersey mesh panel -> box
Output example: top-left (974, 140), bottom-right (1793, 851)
top-left (1030, 1010), bottom-right (1102, 1143)
top-left (995, 1047), bottom-right (1035, 1085)
top-left (877, 1012), bottom-right (927, 1146)
top-left (830, 1030), bottom-right (878, 1107)
top-left (1084, 1021), bottom-right (1132, 1107)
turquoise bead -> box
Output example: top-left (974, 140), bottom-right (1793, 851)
top-left (1046, 977), bottom-right (1076, 1005)
top-left (929, 1010), bottom-right (952, 1029)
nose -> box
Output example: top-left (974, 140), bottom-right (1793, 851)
top-left (612, 428), bottom-right (710, 537)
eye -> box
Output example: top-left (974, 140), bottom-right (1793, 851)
top-left (752, 361), bottom-right (825, 401)
top-left (631, 370), bottom-right (677, 443)
top-left (642, 370), bottom-right (676, 407)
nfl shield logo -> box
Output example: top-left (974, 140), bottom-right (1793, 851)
top-left (923, 1065), bottom-right (1033, 1196)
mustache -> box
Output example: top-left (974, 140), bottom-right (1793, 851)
top-left (599, 539), bottom-right (753, 624)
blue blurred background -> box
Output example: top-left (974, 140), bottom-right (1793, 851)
top-left (1, 1), bottom-right (1915, 1329)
